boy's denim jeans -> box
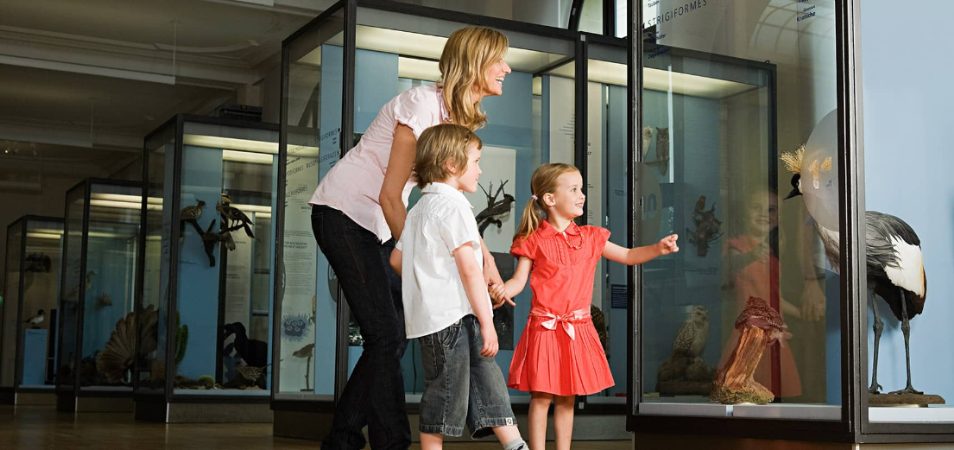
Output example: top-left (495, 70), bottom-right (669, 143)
top-left (312, 205), bottom-right (411, 450)
top-left (419, 315), bottom-right (517, 438)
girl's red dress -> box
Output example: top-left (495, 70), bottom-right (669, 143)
top-left (508, 220), bottom-right (615, 396)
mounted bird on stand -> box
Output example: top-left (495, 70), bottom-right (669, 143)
top-left (217, 193), bottom-right (255, 239)
top-left (780, 122), bottom-right (940, 405)
top-left (475, 180), bottom-right (515, 237)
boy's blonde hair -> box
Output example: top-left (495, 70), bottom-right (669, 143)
top-left (415, 124), bottom-right (482, 189)
top-left (515, 163), bottom-right (580, 238)
top-left (439, 26), bottom-right (509, 131)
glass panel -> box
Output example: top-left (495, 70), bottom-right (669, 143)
top-left (861, 2), bottom-right (954, 424)
top-left (386, 0), bottom-right (575, 30)
top-left (79, 182), bottom-right (141, 391)
top-left (19, 219), bottom-right (63, 389)
top-left (348, 6), bottom-right (574, 401)
top-left (137, 125), bottom-right (174, 394)
top-left (639, 0), bottom-right (840, 417)
top-left (276, 8), bottom-right (344, 400)
top-left (578, 0), bottom-right (605, 34)
top-left (1, 221), bottom-right (23, 388)
top-left (586, 41), bottom-right (628, 403)
top-left (56, 185), bottom-right (86, 392)
top-left (173, 121), bottom-right (278, 396)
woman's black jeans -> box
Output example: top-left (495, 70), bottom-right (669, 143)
top-left (311, 205), bottom-right (410, 450)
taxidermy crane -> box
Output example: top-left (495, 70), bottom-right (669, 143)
top-left (781, 146), bottom-right (927, 395)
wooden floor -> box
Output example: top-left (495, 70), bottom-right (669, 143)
top-left (0, 405), bottom-right (631, 449)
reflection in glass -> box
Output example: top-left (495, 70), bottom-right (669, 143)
top-left (638, 1), bottom-right (840, 415)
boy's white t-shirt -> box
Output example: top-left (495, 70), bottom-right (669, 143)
top-left (397, 182), bottom-right (491, 339)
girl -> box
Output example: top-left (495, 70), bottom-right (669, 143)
top-left (490, 163), bottom-right (678, 450)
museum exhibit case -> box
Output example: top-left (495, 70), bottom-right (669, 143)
top-left (133, 115), bottom-right (278, 423)
top-left (273, 0), bottom-right (639, 440)
top-left (55, 179), bottom-right (142, 413)
top-left (1, 216), bottom-right (63, 405)
top-left (581, 34), bottom-right (631, 408)
top-left (627, 0), bottom-right (954, 446)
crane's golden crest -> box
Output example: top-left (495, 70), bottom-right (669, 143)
top-left (780, 145), bottom-right (805, 174)
top-left (781, 145), bottom-right (833, 189)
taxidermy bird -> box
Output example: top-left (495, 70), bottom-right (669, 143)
top-left (475, 180), bottom-right (515, 236)
top-left (223, 322), bottom-right (267, 368)
top-left (782, 146), bottom-right (927, 395)
top-left (686, 195), bottom-right (723, 257)
top-left (217, 193), bottom-right (255, 238)
top-left (180, 199), bottom-right (205, 235)
top-left (24, 309), bottom-right (44, 328)
top-left (657, 305), bottom-right (713, 386)
top-left (673, 305), bottom-right (710, 358)
top-left (293, 343), bottom-right (315, 391)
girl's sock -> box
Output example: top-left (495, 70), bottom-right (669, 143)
top-left (504, 438), bottom-right (528, 450)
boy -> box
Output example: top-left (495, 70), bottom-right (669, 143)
top-left (390, 124), bottom-right (527, 450)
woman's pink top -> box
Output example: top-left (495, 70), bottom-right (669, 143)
top-left (309, 84), bottom-right (448, 242)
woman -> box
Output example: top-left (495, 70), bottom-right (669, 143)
top-left (310, 26), bottom-right (512, 450)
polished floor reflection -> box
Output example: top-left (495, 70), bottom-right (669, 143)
top-left (0, 406), bottom-right (630, 449)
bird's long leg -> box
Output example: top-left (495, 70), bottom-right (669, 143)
top-left (895, 290), bottom-right (923, 395)
top-left (868, 289), bottom-right (884, 394)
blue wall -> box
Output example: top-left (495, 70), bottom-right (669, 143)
top-left (175, 146), bottom-right (224, 380)
top-left (861, 0), bottom-right (954, 400)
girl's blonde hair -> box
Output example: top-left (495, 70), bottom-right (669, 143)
top-left (516, 163), bottom-right (580, 239)
top-left (414, 124), bottom-right (482, 189)
top-left (439, 26), bottom-right (509, 131)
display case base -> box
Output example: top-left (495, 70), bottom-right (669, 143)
top-left (14, 390), bottom-right (56, 406)
top-left (869, 392), bottom-right (945, 407)
top-left (57, 392), bottom-right (134, 413)
top-left (135, 397), bottom-right (272, 423)
top-left (633, 433), bottom-right (954, 449)
top-left (274, 409), bottom-right (629, 442)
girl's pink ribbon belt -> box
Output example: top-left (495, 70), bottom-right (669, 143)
top-left (530, 308), bottom-right (591, 340)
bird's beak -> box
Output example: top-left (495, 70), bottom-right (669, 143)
top-left (785, 188), bottom-right (801, 200)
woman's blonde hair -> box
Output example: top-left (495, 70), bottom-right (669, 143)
top-left (415, 124), bottom-right (482, 189)
top-left (439, 26), bottom-right (509, 131)
top-left (515, 163), bottom-right (580, 239)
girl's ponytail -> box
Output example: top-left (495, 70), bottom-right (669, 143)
top-left (516, 196), bottom-right (542, 239)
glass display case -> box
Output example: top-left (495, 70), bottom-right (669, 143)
top-left (1, 215), bottom-right (63, 405)
top-left (628, 0), bottom-right (954, 446)
top-left (55, 179), bottom-right (141, 413)
top-left (134, 115), bottom-right (278, 423)
top-left (275, 0), bottom-right (635, 440)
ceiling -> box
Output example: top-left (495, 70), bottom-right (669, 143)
top-left (0, 0), bottom-right (330, 180)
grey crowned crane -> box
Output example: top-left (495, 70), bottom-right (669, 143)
top-left (781, 147), bottom-right (927, 395)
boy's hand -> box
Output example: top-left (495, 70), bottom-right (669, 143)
top-left (657, 234), bottom-right (679, 255)
top-left (488, 283), bottom-right (516, 308)
top-left (479, 322), bottom-right (499, 357)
